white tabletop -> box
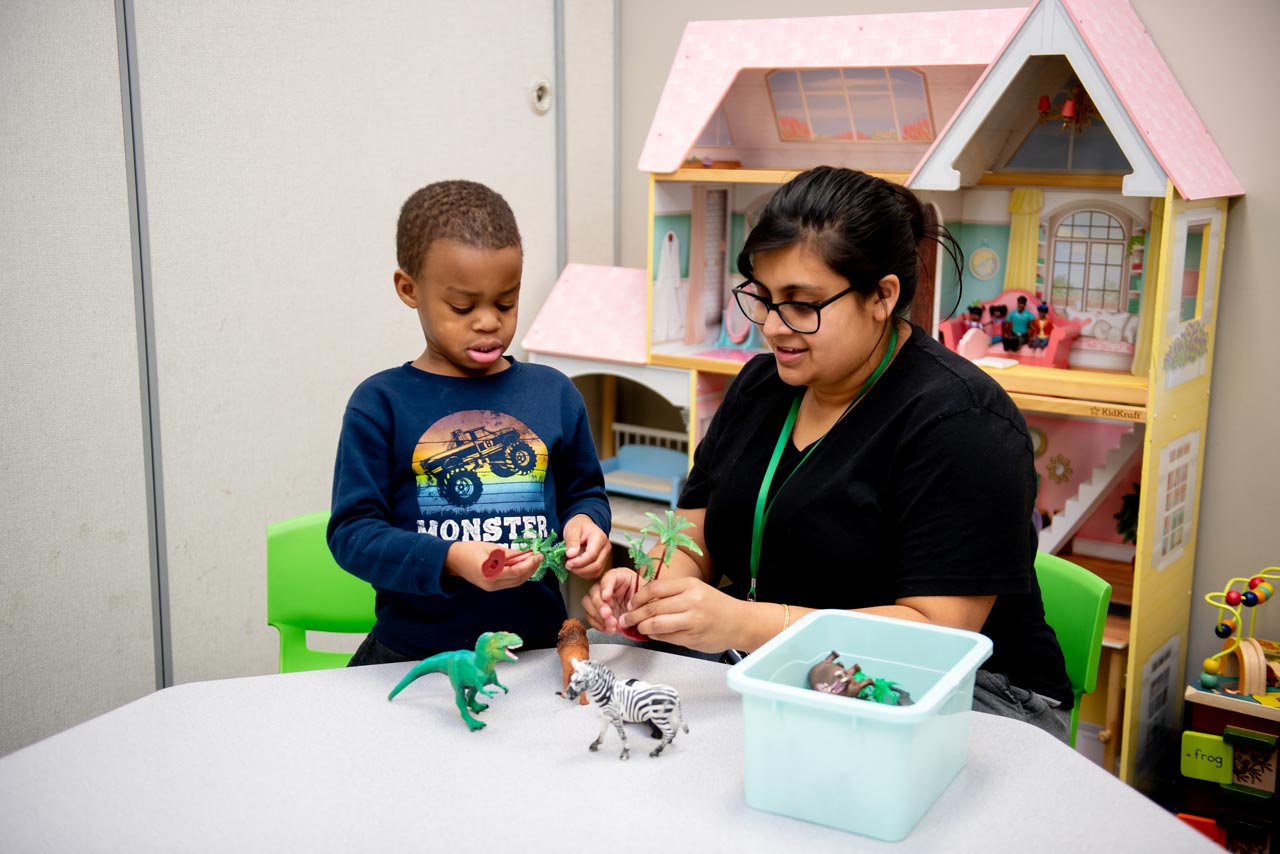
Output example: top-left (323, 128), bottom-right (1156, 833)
top-left (0, 646), bottom-right (1218, 853)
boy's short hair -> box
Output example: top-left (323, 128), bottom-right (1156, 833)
top-left (396, 180), bottom-right (522, 277)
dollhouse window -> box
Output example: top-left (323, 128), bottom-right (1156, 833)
top-left (697, 105), bottom-right (734, 147)
top-left (1181, 223), bottom-right (1208, 322)
top-left (765, 68), bottom-right (933, 143)
top-left (1048, 209), bottom-right (1128, 312)
top-left (1156, 434), bottom-right (1199, 569)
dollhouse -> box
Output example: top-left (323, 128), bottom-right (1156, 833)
top-left (524, 0), bottom-right (1241, 788)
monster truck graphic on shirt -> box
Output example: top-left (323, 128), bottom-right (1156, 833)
top-left (412, 411), bottom-right (549, 512)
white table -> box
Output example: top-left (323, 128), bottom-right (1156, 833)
top-left (0, 646), bottom-right (1219, 853)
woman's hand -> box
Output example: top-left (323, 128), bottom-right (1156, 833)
top-left (618, 575), bottom-right (750, 653)
top-left (581, 567), bottom-right (639, 634)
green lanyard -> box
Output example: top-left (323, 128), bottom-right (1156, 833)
top-left (747, 324), bottom-right (898, 601)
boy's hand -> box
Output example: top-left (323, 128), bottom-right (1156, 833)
top-left (582, 567), bottom-right (639, 634)
top-left (562, 514), bottom-right (609, 580)
top-left (444, 541), bottom-right (537, 591)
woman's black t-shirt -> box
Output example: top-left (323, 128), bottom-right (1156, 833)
top-left (679, 324), bottom-right (1073, 707)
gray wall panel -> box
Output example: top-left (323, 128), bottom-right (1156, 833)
top-left (130, 1), bottom-right (561, 682)
top-left (0, 0), bottom-right (155, 754)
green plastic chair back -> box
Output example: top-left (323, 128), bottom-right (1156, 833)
top-left (267, 511), bottom-right (375, 672)
top-left (1034, 551), bottom-right (1112, 747)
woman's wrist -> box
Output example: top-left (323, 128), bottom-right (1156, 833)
top-left (736, 601), bottom-right (811, 652)
top-left (732, 600), bottom-right (789, 652)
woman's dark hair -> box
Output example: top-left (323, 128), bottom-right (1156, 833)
top-left (737, 166), bottom-right (963, 318)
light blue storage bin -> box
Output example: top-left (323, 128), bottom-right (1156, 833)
top-left (725, 609), bottom-right (992, 841)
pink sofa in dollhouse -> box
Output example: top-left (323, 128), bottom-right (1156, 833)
top-left (938, 288), bottom-right (1080, 368)
top-left (1058, 306), bottom-right (1139, 371)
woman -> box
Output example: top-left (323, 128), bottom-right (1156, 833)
top-left (584, 167), bottom-right (1072, 740)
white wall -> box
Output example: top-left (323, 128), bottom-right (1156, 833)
top-left (1, 0), bottom-right (570, 753)
top-left (130, 0), bottom-right (562, 683)
top-left (0, 1), bottom-right (157, 753)
top-left (565, 0), bottom-right (618, 266)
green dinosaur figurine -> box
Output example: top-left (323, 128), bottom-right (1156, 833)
top-left (387, 631), bottom-right (523, 731)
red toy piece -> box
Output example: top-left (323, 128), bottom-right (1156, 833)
top-left (481, 548), bottom-right (531, 579)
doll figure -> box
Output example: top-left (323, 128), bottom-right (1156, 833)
top-left (988, 303), bottom-right (1018, 350)
top-left (1008, 295), bottom-right (1036, 347)
top-left (1029, 303), bottom-right (1053, 349)
top-left (964, 302), bottom-right (984, 330)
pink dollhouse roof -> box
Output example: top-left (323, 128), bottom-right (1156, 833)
top-left (1058, 0), bottom-right (1242, 199)
top-left (636, 9), bottom-right (1027, 174)
top-left (641, 1), bottom-right (1242, 200)
top-left (521, 264), bottom-right (648, 365)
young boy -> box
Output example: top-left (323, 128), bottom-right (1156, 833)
top-left (328, 180), bottom-right (611, 666)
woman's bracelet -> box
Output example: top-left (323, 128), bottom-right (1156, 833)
top-left (781, 603), bottom-right (791, 633)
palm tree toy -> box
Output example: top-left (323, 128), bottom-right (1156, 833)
top-left (640, 510), bottom-right (702, 582)
top-left (625, 534), bottom-right (656, 581)
top-left (620, 511), bottom-right (703, 642)
top-left (512, 528), bottom-right (570, 583)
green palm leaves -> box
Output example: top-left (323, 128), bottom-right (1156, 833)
top-left (513, 528), bottom-right (570, 583)
top-left (633, 510), bottom-right (703, 582)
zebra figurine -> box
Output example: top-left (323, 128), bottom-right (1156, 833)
top-left (563, 658), bottom-right (688, 760)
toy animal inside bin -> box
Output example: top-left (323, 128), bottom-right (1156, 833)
top-left (726, 609), bottom-right (992, 841)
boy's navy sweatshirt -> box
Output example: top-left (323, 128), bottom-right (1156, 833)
top-left (328, 359), bottom-right (610, 656)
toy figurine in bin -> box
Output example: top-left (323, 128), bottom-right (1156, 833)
top-left (727, 610), bottom-right (992, 842)
top-left (387, 631), bottom-right (522, 731)
top-left (807, 651), bottom-right (912, 705)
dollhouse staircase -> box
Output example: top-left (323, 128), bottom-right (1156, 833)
top-left (1038, 425), bottom-right (1145, 555)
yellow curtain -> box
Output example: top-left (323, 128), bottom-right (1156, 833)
top-left (1006, 188), bottom-right (1044, 295)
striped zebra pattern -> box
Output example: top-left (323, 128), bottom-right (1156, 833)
top-left (564, 658), bottom-right (688, 759)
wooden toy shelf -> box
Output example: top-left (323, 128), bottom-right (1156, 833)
top-left (980, 364), bottom-right (1149, 423)
top-left (649, 349), bottom-right (756, 376)
top-left (651, 348), bottom-right (1151, 423)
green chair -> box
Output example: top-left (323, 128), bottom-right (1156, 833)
top-left (1034, 551), bottom-right (1112, 747)
top-left (267, 511), bottom-right (375, 672)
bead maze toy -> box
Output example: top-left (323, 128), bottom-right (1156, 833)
top-left (1199, 568), bottom-right (1280, 695)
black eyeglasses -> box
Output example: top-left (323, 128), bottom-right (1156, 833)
top-left (731, 282), bottom-right (855, 334)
